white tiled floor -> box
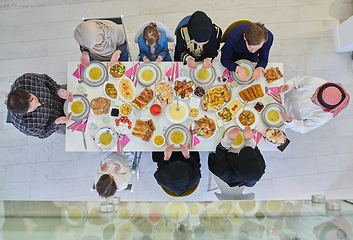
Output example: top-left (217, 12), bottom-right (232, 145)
top-left (1, 0), bottom-right (353, 202)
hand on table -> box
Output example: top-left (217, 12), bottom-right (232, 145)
top-left (57, 89), bottom-right (73, 102)
top-left (227, 127), bottom-right (240, 141)
top-left (100, 163), bottom-right (108, 171)
top-left (180, 144), bottom-right (190, 159)
top-left (143, 56), bottom-right (150, 62)
top-left (280, 110), bottom-right (293, 123)
top-left (253, 67), bottom-right (265, 80)
top-left (156, 55), bottom-right (163, 62)
top-left (187, 58), bottom-right (197, 70)
top-left (55, 113), bottom-right (72, 125)
top-left (202, 59), bottom-right (211, 70)
top-left (108, 50), bottom-right (121, 67)
top-left (243, 126), bottom-right (255, 141)
top-left (113, 163), bottom-right (121, 172)
top-left (236, 65), bottom-right (249, 81)
top-left (80, 51), bottom-right (90, 67)
top-left (164, 144), bottom-right (174, 161)
top-left (278, 84), bottom-right (289, 94)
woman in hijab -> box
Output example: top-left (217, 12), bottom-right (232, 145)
top-left (208, 126), bottom-right (266, 187)
top-left (74, 20), bottom-right (129, 67)
top-left (278, 76), bottom-right (350, 133)
top-left (174, 11), bottom-right (222, 70)
top-left (153, 144), bottom-right (201, 196)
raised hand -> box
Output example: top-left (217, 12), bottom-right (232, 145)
top-left (227, 127), bottom-right (240, 141)
top-left (280, 110), bottom-right (293, 123)
top-left (80, 51), bottom-right (90, 67)
top-left (187, 58), bottom-right (197, 70)
top-left (180, 144), bottom-right (190, 159)
top-left (253, 67), bottom-right (265, 80)
top-left (202, 59), bottom-right (211, 70)
top-left (243, 126), bottom-right (255, 141)
top-left (278, 84), bottom-right (289, 94)
top-left (236, 65), bottom-right (249, 81)
top-left (164, 144), bottom-right (174, 161)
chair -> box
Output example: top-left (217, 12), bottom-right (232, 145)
top-left (220, 20), bottom-right (252, 43)
top-left (211, 173), bottom-right (255, 200)
top-left (161, 181), bottom-right (200, 197)
top-left (134, 22), bottom-right (174, 43)
top-left (174, 15), bottom-right (191, 35)
top-left (91, 151), bottom-right (142, 193)
top-left (5, 111), bottom-right (12, 124)
top-left (82, 16), bottom-right (132, 61)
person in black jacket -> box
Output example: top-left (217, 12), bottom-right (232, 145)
top-left (153, 144), bottom-right (201, 195)
top-left (174, 11), bottom-right (222, 70)
top-left (208, 126), bottom-right (266, 187)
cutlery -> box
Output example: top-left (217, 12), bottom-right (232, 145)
top-left (119, 133), bottom-right (124, 153)
top-left (241, 100), bottom-right (248, 115)
top-left (71, 118), bottom-right (87, 132)
top-left (189, 127), bottom-right (193, 149)
top-left (67, 121), bottom-right (78, 129)
top-left (131, 62), bottom-right (135, 84)
top-left (77, 64), bottom-right (83, 84)
top-left (90, 134), bottom-right (102, 151)
top-left (217, 69), bottom-right (228, 83)
top-left (175, 211), bottom-right (179, 230)
top-left (176, 97), bottom-right (180, 111)
top-left (265, 86), bottom-right (281, 102)
top-left (81, 128), bottom-right (87, 150)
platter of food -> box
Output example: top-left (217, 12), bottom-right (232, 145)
top-left (109, 62), bottom-right (126, 78)
top-left (103, 81), bottom-right (119, 100)
top-left (192, 115), bottom-right (217, 141)
top-left (217, 201), bottom-right (244, 223)
top-left (230, 59), bottom-right (255, 85)
top-left (164, 124), bottom-right (191, 149)
top-left (165, 100), bottom-right (188, 124)
top-left (261, 102), bottom-right (286, 127)
top-left (235, 201), bottom-right (260, 216)
top-left (117, 78), bottom-right (136, 102)
top-left (90, 97), bottom-right (111, 116)
top-left (130, 213), bottom-right (153, 237)
top-left (223, 126), bottom-right (245, 150)
top-left (101, 222), bottom-right (117, 240)
top-left (136, 62), bottom-right (162, 86)
top-left (152, 218), bottom-right (174, 240)
top-left (238, 83), bottom-right (265, 104)
top-left (173, 77), bottom-right (194, 99)
top-left (263, 128), bottom-right (287, 146)
top-left (94, 127), bottom-right (117, 150)
top-left (216, 98), bottom-right (244, 124)
top-left (61, 202), bottom-right (88, 227)
top-left (190, 64), bottom-right (216, 86)
top-left (202, 84), bottom-right (231, 111)
top-left (114, 116), bottom-right (134, 134)
top-left (131, 87), bottom-right (154, 110)
top-left (116, 221), bottom-right (134, 240)
top-left (235, 107), bottom-right (259, 129)
top-left (165, 201), bottom-right (189, 223)
top-left (81, 61), bottom-right (108, 87)
top-left (154, 81), bottom-right (173, 106)
top-left (264, 66), bottom-right (283, 84)
top-left (64, 94), bottom-right (90, 121)
top-left (131, 117), bottom-right (157, 142)
top-left (200, 211), bottom-right (232, 239)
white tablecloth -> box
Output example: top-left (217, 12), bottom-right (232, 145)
top-left (65, 62), bottom-right (284, 152)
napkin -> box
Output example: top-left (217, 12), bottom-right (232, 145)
top-left (265, 92), bottom-right (282, 104)
top-left (227, 69), bottom-right (234, 83)
top-left (117, 135), bottom-right (130, 154)
top-left (166, 62), bottom-right (179, 81)
top-left (73, 64), bottom-right (84, 79)
top-left (253, 130), bottom-right (263, 146)
top-left (66, 116), bottom-right (88, 132)
top-left (125, 62), bottom-right (140, 79)
top-left (188, 136), bottom-right (200, 149)
top-left (269, 86), bottom-right (281, 97)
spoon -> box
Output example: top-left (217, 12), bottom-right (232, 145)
top-left (175, 211), bottom-right (179, 230)
top-left (176, 98), bottom-right (180, 111)
top-left (77, 64), bottom-right (83, 84)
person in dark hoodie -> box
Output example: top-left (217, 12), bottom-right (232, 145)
top-left (153, 144), bottom-right (201, 195)
top-left (208, 126), bottom-right (266, 187)
top-left (174, 11), bottom-right (222, 70)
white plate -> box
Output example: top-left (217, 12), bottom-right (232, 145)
top-left (235, 107), bottom-right (259, 129)
top-left (262, 102), bottom-right (286, 128)
top-left (166, 126), bottom-right (188, 148)
top-left (191, 115), bottom-right (218, 141)
top-left (114, 116), bottom-right (134, 135)
top-left (138, 65), bottom-right (157, 84)
top-left (262, 201), bottom-right (284, 218)
top-left (223, 126), bottom-right (245, 150)
top-left (131, 87), bottom-right (155, 110)
top-left (90, 97), bottom-right (111, 117)
top-left (215, 97), bottom-right (244, 124)
top-left (116, 221), bottom-right (134, 240)
top-left (238, 83), bottom-right (265, 104)
top-left (84, 62), bottom-right (106, 82)
top-left (132, 117), bottom-right (158, 143)
top-left (61, 202), bottom-right (88, 227)
top-left (153, 134), bottom-right (165, 147)
top-left (164, 124), bottom-right (191, 149)
top-left (103, 81), bottom-right (119, 100)
top-left (153, 81), bottom-right (174, 106)
top-left (67, 97), bottom-right (87, 117)
top-left (94, 127), bottom-right (117, 150)
top-left (203, 84), bottom-right (232, 111)
top-left (101, 222), bottom-right (117, 240)
top-left (191, 64), bottom-right (216, 86)
top-left (235, 201), bottom-right (260, 216)
top-left (173, 77), bottom-right (195, 100)
top-left (165, 202), bottom-right (189, 223)
top-left (117, 78), bottom-right (136, 102)
top-left (165, 100), bottom-right (189, 124)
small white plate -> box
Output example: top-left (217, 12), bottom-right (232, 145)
top-left (103, 81), bottom-right (119, 100)
top-left (90, 96), bottom-right (111, 117)
top-left (114, 116), bottom-right (134, 135)
top-left (138, 65), bottom-right (157, 84)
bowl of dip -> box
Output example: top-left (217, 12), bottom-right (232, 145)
top-left (150, 104), bottom-right (162, 116)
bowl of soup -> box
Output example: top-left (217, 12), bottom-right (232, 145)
top-left (165, 100), bottom-right (188, 124)
top-left (94, 127), bottom-right (117, 150)
top-left (153, 134), bottom-right (165, 147)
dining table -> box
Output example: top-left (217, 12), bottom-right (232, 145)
top-left (65, 61), bottom-right (285, 152)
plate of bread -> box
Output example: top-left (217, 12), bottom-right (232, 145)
top-left (90, 97), bottom-right (111, 116)
top-left (131, 117), bottom-right (157, 142)
top-left (131, 87), bottom-right (154, 110)
top-left (238, 83), bottom-right (265, 104)
top-left (264, 67), bottom-right (283, 84)
top-left (154, 81), bottom-right (174, 106)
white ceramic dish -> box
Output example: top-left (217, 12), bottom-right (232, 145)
top-left (223, 126), bottom-right (245, 150)
top-left (89, 96), bottom-right (111, 117)
top-left (238, 83), bottom-right (265, 104)
top-left (153, 134), bottom-right (165, 147)
top-left (132, 117), bottom-right (158, 143)
top-left (191, 115), bottom-right (217, 141)
top-left (165, 202), bottom-right (189, 223)
top-left (235, 107), bottom-right (260, 129)
top-left (94, 127), bottom-right (117, 150)
top-left (173, 77), bottom-right (195, 100)
top-left (165, 100), bottom-right (189, 124)
top-left (61, 202), bottom-right (88, 227)
top-left (103, 81), bottom-right (119, 100)
top-left (117, 78), bottom-right (136, 102)
top-left (114, 116), bottom-right (134, 135)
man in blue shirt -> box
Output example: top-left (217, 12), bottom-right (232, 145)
top-left (221, 22), bottom-right (273, 81)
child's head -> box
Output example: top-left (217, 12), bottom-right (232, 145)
top-left (143, 22), bottom-right (159, 46)
top-left (96, 174), bottom-right (117, 198)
